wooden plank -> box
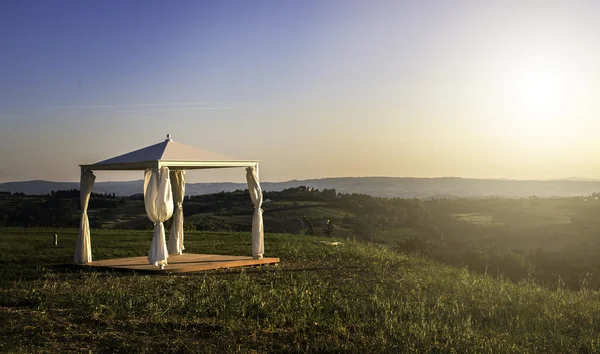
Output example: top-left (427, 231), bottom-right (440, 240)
top-left (84, 253), bottom-right (280, 274)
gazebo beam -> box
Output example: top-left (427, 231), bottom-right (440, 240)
top-left (80, 160), bottom-right (258, 171)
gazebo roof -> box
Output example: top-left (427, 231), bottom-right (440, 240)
top-left (80, 135), bottom-right (258, 171)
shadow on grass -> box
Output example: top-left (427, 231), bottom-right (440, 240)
top-left (45, 263), bottom-right (158, 277)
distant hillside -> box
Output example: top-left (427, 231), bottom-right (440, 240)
top-left (2, 177), bottom-right (600, 198)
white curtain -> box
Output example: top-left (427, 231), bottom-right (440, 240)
top-left (168, 170), bottom-right (186, 255)
top-left (74, 170), bottom-right (96, 264)
top-left (145, 166), bottom-right (174, 267)
top-left (246, 166), bottom-right (264, 259)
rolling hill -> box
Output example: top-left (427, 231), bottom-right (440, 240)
top-left (3, 176), bottom-right (600, 198)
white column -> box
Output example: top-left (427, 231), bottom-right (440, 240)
top-left (246, 165), bottom-right (264, 259)
top-left (168, 170), bottom-right (186, 255)
top-left (74, 169), bottom-right (96, 264)
top-left (145, 166), bottom-right (174, 268)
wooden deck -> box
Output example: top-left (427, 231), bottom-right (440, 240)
top-left (84, 253), bottom-right (280, 274)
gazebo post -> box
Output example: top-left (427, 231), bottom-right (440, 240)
top-left (168, 169), bottom-right (186, 255)
top-left (74, 167), bottom-right (95, 264)
top-left (246, 165), bottom-right (264, 259)
top-left (145, 164), bottom-right (173, 268)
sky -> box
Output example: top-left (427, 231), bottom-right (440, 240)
top-left (2, 0), bottom-right (600, 183)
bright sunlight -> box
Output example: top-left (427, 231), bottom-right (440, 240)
top-left (516, 67), bottom-right (565, 118)
top-left (496, 50), bottom-right (582, 148)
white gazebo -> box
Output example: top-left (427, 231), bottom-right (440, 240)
top-left (74, 135), bottom-right (269, 271)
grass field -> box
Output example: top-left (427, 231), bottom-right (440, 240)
top-left (2, 228), bottom-right (600, 353)
top-left (273, 206), bottom-right (352, 219)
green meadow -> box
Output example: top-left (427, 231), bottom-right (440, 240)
top-left (2, 228), bottom-right (600, 353)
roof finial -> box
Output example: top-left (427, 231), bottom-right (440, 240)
top-left (166, 134), bottom-right (172, 141)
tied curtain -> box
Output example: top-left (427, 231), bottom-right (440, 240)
top-left (246, 166), bottom-right (264, 259)
top-left (74, 170), bottom-right (96, 264)
top-left (168, 170), bottom-right (186, 255)
top-left (145, 166), bottom-right (174, 267)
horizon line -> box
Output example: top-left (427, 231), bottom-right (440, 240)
top-left (2, 176), bottom-right (600, 185)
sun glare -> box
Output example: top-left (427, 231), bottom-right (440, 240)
top-left (515, 66), bottom-right (566, 120)
top-left (496, 53), bottom-right (580, 146)
top-left (517, 70), bottom-right (561, 116)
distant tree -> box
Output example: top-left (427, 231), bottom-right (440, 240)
top-left (322, 189), bottom-right (337, 200)
top-left (303, 216), bottom-right (316, 236)
top-left (397, 236), bottom-right (432, 255)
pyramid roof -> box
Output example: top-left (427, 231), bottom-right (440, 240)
top-left (80, 136), bottom-right (258, 171)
